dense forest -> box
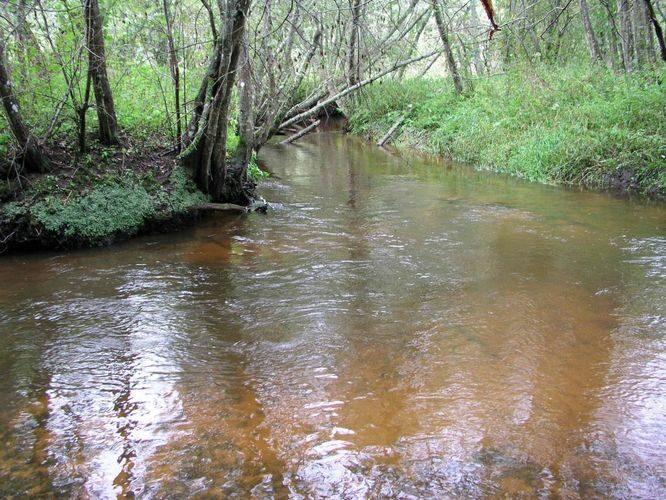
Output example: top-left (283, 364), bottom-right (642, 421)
top-left (0, 0), bottom-right (664, 251)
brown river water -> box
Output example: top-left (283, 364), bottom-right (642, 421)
top-left (1, 132), bottom-right (665, 498)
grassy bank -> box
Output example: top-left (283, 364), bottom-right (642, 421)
top-left (349, 65), bottom-right (666, 197)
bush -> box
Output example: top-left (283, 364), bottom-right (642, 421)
top-left (155, 166), bottom-right (207, 213)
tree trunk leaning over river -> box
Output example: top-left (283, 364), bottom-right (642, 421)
top-left (278, 49), bottom-right (441, 132)
top-left (181, 0), bottom-right (251, 204)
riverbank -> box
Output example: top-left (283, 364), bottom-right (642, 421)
top-left (348, 65), bottom-right (666, 198)
top-left (0, 141), bottom-right (209, 253)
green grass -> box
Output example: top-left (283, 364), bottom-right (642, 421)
top-left (349, 65), bottom-right (666, 197)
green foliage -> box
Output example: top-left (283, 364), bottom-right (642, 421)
top-left (29, 175), bottom-right (63, 197)
top-left (30, 178), bottom-right (155, 242)
top-left (349, 66), bottom-right (666, 196)
top-left (0, 126), bottom-right (11, 151)
top-left (247, 152), bottom-right (269, 182)
top-left (155, 166), bottom-right (208, 213)
top-left (227, 128), bottom-right (240, 153)
top-left (9, 167), bottom-right (206, 246)
top-left (1, 202), bottom-right (28, 219)
top-left (110, 63), bottom-right (205, 139)
top-left (226, 131), bottom-right (269, 183)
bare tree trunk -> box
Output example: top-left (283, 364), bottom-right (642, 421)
top-left (280, 89), bottom-right (329, 128)
top-left (502, 0), bottom-right (515, 67)
top-left (163, 0), bottom-right (181, 151)
top-left (617, 0), bottom-right (636, 72)
top-left (79, 71), bottom-right (92, 152)
top-left (83, 0), bottom-right (119, 145)
top-left (601, 0), bottom-right (621, 68)
top-left (181, 0), bottom-right (251, 203)
top-left (346, 0), bottom-right (362, 86)
top-left (579, 0), bottom-right (604, 63)
top-left (641, 0), bottom-right (656, 62)
top-left (468, 1), bottom-right (486, 75)
top-left (15, 0), bottom-right (29, 79)
top-left (280, 119), bottom-right (321, 145)
top-left (633, 0), bottom-right (647, 66)
top-left (643, 0), bottom-right (666, 62)
top-left (431, 0), bottom-right (463, 95)
top-left (0, 37), bottom-right (49, 173)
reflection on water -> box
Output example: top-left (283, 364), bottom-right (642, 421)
top-left (1, 132), bottom-right (665, 497)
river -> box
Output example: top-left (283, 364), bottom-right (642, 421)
top-left (1, 131), bottom-right (665, 497)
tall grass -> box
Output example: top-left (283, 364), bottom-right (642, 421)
top-left (349, 65), bottom-right (666, 196)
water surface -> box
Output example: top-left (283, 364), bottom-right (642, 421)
top-left (1, 132), bottom-right (665, 497)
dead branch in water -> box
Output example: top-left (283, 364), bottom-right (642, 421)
top-left (280, 119), bottom-right (321, 145)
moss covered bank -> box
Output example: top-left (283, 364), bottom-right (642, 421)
top-left (0, 151), bottom-right (207, 253)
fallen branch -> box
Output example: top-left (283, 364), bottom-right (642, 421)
top-left (377, 108), bottom-right (410, 147)
top-left (277, 50), bottom-right (442, 132)
top-left (280, 119), bottom-right (321, 145)
top-left (190, 198), bottom-right (269, 214)
top-left (189, 203), bottom-right (250, 213)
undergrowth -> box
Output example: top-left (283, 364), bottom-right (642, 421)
top-left (1, 166), bottom-right (206, 248)
top-left (1, 59), bottom-right (268, 250)
top-left (349, 65), bottom-right (666, 197)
